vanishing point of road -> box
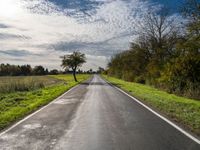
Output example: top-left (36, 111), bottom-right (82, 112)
top-left (0, 75), bottom-right (200, 150)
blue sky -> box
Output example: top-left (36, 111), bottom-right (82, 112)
top-left (47, 0), bottom-right (183, 11)
top-left (0, 0), bottom-right (185, 70)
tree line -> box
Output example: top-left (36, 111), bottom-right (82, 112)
top-left (0, 64), bottom-right (59, 76)
top-left (106, 0), bottom-right (200, 99)
top-left (0, 63), bottom-right (101, 77)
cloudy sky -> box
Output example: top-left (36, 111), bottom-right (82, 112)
top-left (0, 0), bottom-right (184, 70)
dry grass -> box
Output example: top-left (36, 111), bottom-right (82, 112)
top-left (0, 76), bottom-right (61, 93)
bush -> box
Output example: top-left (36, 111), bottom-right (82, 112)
top-left (134, 76), bottom-right (146, 84)
top-left (160, 55), bottom-right (200, 99)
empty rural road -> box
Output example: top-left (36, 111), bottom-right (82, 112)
top-left (0, 75), bottom-right (199, 150)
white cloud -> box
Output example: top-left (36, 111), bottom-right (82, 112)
top-left (0, 0), bottom-right (181, 70)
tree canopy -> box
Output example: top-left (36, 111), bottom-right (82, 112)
top-left (106, 2), bottom-right (200, 100)
top-left (61, 51), bottom-right (86, 82)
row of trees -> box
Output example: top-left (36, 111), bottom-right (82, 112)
top-left (106, 0), bottom-right (200, 99)
top-left (0, 64), bottom-right (60, 76)
top-left (0, 62), bottom-right (100, 77)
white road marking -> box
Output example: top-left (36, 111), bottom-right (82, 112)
top-left (0, 84), bottom-right (80, 137)
top-left (53, 98), bottom-right (78, 105)
top-left (103, 78), bottom-right (200, 145)
top-left (23, 123), bottom-right (41, 129)
top-left (1, 76), bottom-right (199, 145)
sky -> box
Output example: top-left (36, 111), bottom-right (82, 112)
top-left (0, 0), bottom-right (184, 71)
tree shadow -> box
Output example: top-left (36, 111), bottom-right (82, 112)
top-left (80, 82), bottom-right (108, 86)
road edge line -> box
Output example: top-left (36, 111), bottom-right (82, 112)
top-left (0, 83), bottom-right (80, 137)
top-left (103, 77), bottom-right (200, 145)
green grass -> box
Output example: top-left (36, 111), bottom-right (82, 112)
top-left (0, 74), bottom-right (90, 131)
top-left (103, 75), bottom-right (200, 135)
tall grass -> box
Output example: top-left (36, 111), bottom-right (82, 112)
top-left (0, 79), bottom-right (44, 93)
top-left (0, 76), bottom-right (61, 93)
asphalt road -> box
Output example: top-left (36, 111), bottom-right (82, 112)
top-left (0, 75), bottom-right (199, 150)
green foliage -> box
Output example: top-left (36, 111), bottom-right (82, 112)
top-left (0, 64), bottom-right (30, 76)
top-left (61, 51), bottom-right (86, 70)
top-left (49, 69), bottom-right (59, 75)
top-left (0, 64), bottom-right (63, 76)
top-left (159, 0), bottom-right (200, 99)
top-left (106, 2), bottom-right (200, 99)
top-left (160, 54), bottom-right (200, 98)
top-left (32, 65), bottom-right (47, 75)
top-left (103, 75), bottom-right (200, 135)
top-left (61, 51), bottom-right (86, 82)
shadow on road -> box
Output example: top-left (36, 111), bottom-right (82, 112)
top-left (81, 82), bottom-right (108, 86)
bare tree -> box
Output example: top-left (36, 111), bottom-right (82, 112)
top-left (136, 7), bottom-right (181, 61)
top-left (181, 0), bottom-right (200, 36)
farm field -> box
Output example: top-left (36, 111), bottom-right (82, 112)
top-left (0, 76), bottom-right (62, 93)
top-left (0, 74), bottom-right (90, 130)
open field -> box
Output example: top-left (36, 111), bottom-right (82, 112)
top-left (0, 76), bottom-right (62, 93)
top-left (103, 75), bottom-right (200, 135)
top-left (0, 74), bottom-right (90, 130)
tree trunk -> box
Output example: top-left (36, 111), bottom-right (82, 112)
top-left (73, 69), bottom-right (78, 82)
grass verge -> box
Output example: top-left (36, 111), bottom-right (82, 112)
top-left (0, 74), bottom-right (90, 131)
top-left (103, 75), bottom-right (200, 136)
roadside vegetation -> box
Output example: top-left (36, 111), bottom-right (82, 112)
top-left (0, 76), bottom-right (61, 93)
top-left (0, 74), bottom-right (90, 131)
top-left (105, 0), bottom-right (200, 100)
top-left (103, 75), bottom-right (200, 135)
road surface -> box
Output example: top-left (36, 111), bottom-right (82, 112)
top-left (0, 75), bottom-right (199, 150)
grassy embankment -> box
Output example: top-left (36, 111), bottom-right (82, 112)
top-left (0, 74), bottom-right (90, 131)
top-left (103, 75), bottom-right (200, 135)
